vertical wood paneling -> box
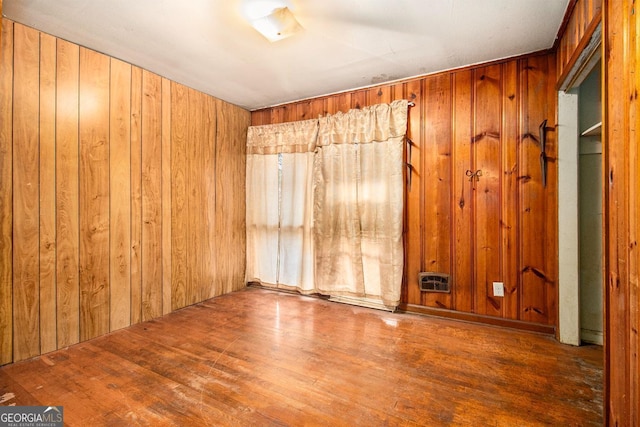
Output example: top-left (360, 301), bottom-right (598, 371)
top-left (130, 66), bottom-right (143, 325)
top-left (326, 93), bottom-right (351, 115)
top-left (603, 0), bottom-right (638, 423)
top-left (215, 100), bottom-right (249, 296)
top-left (187, 88), bottom-right (203, 305)
top-left (55, 38), bottom-right (80, 349)
top-left (0, 18), bottom-right (13, 365)
top-left (1, 23), bottom-right (250, 365)
top-left (452, 70), bottom-right (473, 312)
top-left (203, 95), bottom-right (216, 299)
top-left (604, 0), bottom-right (626, 420)
top-left (171, 82), bottom-right (188, 310)
top-left (629, 6), bottom-right (639, 422)
top-left (109, 58), bottom-right (132, 331)
top-left (421, 74), bottom-right (452, 309)
top-left (633, 5), bottom-right (640, 421)
top-left (12, 23), bottom-right (41, 361)
top-left (271, 106), bottom-right (286, 124)
top-left (250, 109), bottom-right (269, 126)
top-left (295, 101), bottom-right (312, 121)
top-left (501, 61), bottom-right (520, 319)
top-left (519, 56), bottom-right (555, 325)
top-left (404, 79), bottom-right (423, 305)
top-left (141, 70), bottom-right (162, 320)
top-left (351, 89), bottom-right (368, 109)
top-left (368, 85), bottom-right (391, 105)
top-left (39, 32), bottom-right (57, 354)
top-left (556, 0), bottom-right (603, 86)
top-left (230, 103), bottom-right (249, 291)
top-left (78, 48), bottom-right (110, 341)
top-left (473, 65), bottom-right (503, 317)
top-left (543, 54), bottom-right (558, 328)
top-left (161, 78), bottom-right (172, 315)
top-left (310, 98), bottom-right (326, 118)
top-left (251, 52), bottom-right (557, 328)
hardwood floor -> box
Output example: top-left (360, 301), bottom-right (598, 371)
top-left (0, 287), bottom-right (602, 426)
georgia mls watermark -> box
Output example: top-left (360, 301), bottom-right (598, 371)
top-left (0, 406), bottom-right (63, 427)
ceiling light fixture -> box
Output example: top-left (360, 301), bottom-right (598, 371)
top-left (249, 6), bottom-right (303, 42)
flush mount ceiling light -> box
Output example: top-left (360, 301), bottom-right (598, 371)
top-left (248, 6), bottom-right (303, 42)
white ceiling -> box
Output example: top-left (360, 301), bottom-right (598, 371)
top-left (3, 0), bottom-right (569, 111)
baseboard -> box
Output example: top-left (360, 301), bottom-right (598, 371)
top-left (397, 303), bottom-right (556, 335)
top-left (580, 329), bottom-right (604, 345)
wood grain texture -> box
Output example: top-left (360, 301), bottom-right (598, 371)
top-left (187, 88), bottom-right (204, 305)
top-left (12, 23), bottom-right (41, 361)
top-left (55, 38), bottom-right (80, 349)
top-left (501, 61), bottom-right (520, 320)
top-left (633, 4), bottom-right (640, 420)
top-left (109, 58), bottom-right (132, 331)
top-left (130, 66), bottom-right (143, 325)
top-left (474, 64), bottom-right (502, 317)
top-left (0, 18), bottom-right (13, 365)
top-left (251, 52), bottom-right (558, 330)
top-left (39, 32), bottom-right (57, 354)
top-left (403, 79), bottom-right (423, 306)
top-left (170, 82), bottom-right (188, 310)
top-left (1, 24), bottom-right (249, 364)
top-left (630, 5), bottom-right (639, 422)
top-left (0, 288), bottom-right (603, 426)
top-left (422, 74), bottom-right (452, 309)
top-left (141, 70), bottom-right (162, 321)
top-left (519, 56), bottom-right (555, 325)
top-left (203, 94), bottom-right (216, 300)
top-left (452, 70), bottom-right (473, 313)
top-left (215, 100), bottom-right (249, 296)
top-left (556, 0), bottom-right (603, 86)
top-left (78, 47), bottom-right (110, 341)
top-left (161, 78), bottom-right (172, 315)
top-left (603, 0), bottom-right (639, 423)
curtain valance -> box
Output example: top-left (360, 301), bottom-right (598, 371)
top-left (316, 99), bottom-right (408, 146)
top-left (246, 118), bottom-right (318, 155)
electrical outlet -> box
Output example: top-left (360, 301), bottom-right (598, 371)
top-left (493, 282), bottom-right (504, 297)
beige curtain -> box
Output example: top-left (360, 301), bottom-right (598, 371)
top-left (313, 100), bottom-right (407, 307)
top-left (245, 119), bottom-right (318, 291)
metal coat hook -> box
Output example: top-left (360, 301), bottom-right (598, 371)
top-left (406, 137), bottom-right (414, 191)
top-left (466, 169), bottom-right (482, 182)
top-left (539, 119), bottom-right (548, 188)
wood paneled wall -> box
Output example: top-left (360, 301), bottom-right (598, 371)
top-left (556, 0), bottom-right (603, 85)
top-left (603, 0), bottom-right (640, 424)
top-left (252, 52), bottom-right (558, 329)
top-left (0, 19), bottom-right (250, 365)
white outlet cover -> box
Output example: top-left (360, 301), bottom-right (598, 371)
top-left (493, 282), bottom-right (505, 297)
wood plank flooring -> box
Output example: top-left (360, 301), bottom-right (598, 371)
top-left (0, 287), bottom-right (602, 426)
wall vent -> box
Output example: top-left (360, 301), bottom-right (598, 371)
top-left (418, 272), bottom-right (450, 293)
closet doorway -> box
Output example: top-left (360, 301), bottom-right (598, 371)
top-left (558, 39), bottom-right (603, 346)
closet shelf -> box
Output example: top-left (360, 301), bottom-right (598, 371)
top-left (581, 121), bottom-right (602, 137)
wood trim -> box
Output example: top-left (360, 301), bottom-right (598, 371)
top-left (397, 303), bottom-right (556, 335)
top-left (553, 0), bottom-right (580, 51)
top-left (556, 9), bottom-right (602, 90)
top-left (602, 0), bottom-right (640, 423)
